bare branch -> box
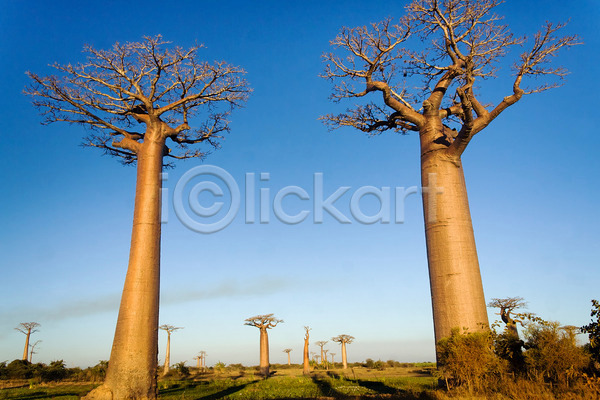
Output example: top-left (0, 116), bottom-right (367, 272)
top-left (25, 35), bottom-right (251, 165)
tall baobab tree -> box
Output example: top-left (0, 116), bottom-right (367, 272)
top-left (283, 348), bottom-right (292, 366)
top-left (315, 341), bottom-right (328, 366)
top-left (25, 36), bottom-right (250, 400)
top-left (194, 355), bottom-right (201, 370)
top-left (332, 335), bottom-right (354, 369)
top-left (15, 322), bottom-right (40, 361)
top-left (330, 352), bottom-right (336, 365)
top-left (29, 340), bottom-right (42, 363)
top-left (303, 326), bottom-right (311, 375)
top-left (244, 314), bottom-right (283, 376)
top-left (160, 325), bottom-right (183, 375)
top-left (323, 349), bottom-right (329, 369)
top-left (321, 0), bottom-right (579, 347)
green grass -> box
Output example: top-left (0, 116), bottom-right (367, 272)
top-left (0, 369), bottom-right (438, 399)
top-left (0, 383), bottom-right (96, 400)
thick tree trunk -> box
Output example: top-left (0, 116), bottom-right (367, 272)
top-left (341, 342), bottom-right (347, 369)
top-left (84, 137), bottom-right (164, 400)
top-left (259, 327), bottom-right (269, 376)
top-left (420, 121), bottom-right (489, 347)
top-left (22, 330), bottom-right (30, 361)
top-left (287, 353), bottom-right (291, 365)
top-left (163, 333), bottom-right (171, 376)
top-left (303, 336), bottom-right (310, 375)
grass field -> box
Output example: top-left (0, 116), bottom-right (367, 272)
top-left (0, 366), bottom-right (439, 399)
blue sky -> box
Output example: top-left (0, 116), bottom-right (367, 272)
top-left (0, 1), bottom-right (598, 368)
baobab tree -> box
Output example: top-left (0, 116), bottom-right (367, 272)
top-left (25, 36), bottom-right (250, 400)
top-left (488, 297), bottom-right (534, 371)
top-left (321, 0), bottom-right (579, 346)
top-left (283, 348), bottom-right (292, 365)
top-left (488, 297), bottom-right (528, 339)
top-left (323, 349), bottom-right (329, 369)
top-left (199, 350), bottom-right (207, 372)
top-left (244, 314), bottom-right (283, 376)
top-left (15, 322), bottom-right (40, 361)
top-left (315, 341), bottom-right (328, 366)
top-left (330, 352), bottom-right (336, 364)
top-left (159, 325), bottom-right (183, 375)
top-left (29, 340), bottom-right (42, 363)
top-left (303, 326), bottom-right (311, 375)
top-left (332, 335), bottom-right (354, 369)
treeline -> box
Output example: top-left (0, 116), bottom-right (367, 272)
top-left (0, 359), bottom-right (107, 383)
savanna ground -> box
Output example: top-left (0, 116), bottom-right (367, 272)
top-left (2, 363), bottom-right (600, 400)
top-left (0, 364), bottom-right (442, 400)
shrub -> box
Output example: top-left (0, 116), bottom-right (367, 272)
top-left (436, 328), bottom-right (505, 393)
top-left (523, 322), bottom-right (589, 387)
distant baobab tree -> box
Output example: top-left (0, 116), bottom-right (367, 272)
top-left (25, 36), bottom-right (250, 400)
top-left (199, 351), bottom-right (207, 372)
top-left (488, 297), bottom-right (533, 371)
top-left (15, 322), bottom-right (40, 361)
top-left (283, 348), bottom-right (292, 365)
top-left (332, 335), bottom-right (354, 369)
top-left (303, 326), bottom-right (311, 375)
top-left (321, 0), bottom-right (579, 347)
top-left (194, 355), bottom-right (201, 370)
top-left (330, 352), bottom-right (336, 364)
top-left (488, 297), bottom-right (529, 339)
top-left (29, 340), bottom-right (42, 363)
top-left (244, 314), bottom-right (283, 376)
top-left (323, 349), bottom-right (329, 369)
top-left (315, 341), bottom-right (328, 366)
top-left (159, 325), bottom-right (183, 375)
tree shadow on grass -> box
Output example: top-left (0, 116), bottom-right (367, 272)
top-left (157, 379), bottom-right (259, 400)
top-left (353, 379), bottom-right (437, 400)
top-left (3, 391), bottom-right (87, 400)
top-left (310, 375), bottom-right (346, 399)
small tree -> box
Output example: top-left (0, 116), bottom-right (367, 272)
top-left (283, 348), bottom-right (292, 366)
top-left (15, 322), bottom-right (40, 361)
top-left (315, 341), bottom-right (328, 366)
top-left (581, 299), bottom-right (600, 369)
top-left (244, 314), bottom-right (283, 376)
top-left (25, 36), bottom-right (250, 400)
top-left (303, 326), bottom-right (311, 375)
top-left (159, 325), bottom-right (183, 375)
top-left (29, 340), bottom-right (42, 363)
top-left (332, 335), bottom-right (354, 369)
top-left (330, 352), bottom-right (336, 365)
top-left (321, 0), bottom-right (580, 348)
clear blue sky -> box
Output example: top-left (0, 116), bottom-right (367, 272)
top-left (1, 1), bottom-right (598, 368)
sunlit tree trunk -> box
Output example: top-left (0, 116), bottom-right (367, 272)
top-left (341, 342), bottom-right (347, 369)
top-left (420, 119), bottom-right (488, 345)
top-left (86, 136), bottom-right (164, 400)
top-left (163, 331), bottom-right (171, 376)
top-left (259, 327), bottom-right (269, 376)
top-left (303, 329), bottom-right (310, 375)
top-left (22, 332), bottom-right (30, 361)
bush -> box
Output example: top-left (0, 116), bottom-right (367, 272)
top-left (523, 322), bottom-right (589, 387)
top-left (436, 328), bottom-right (505, 392)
